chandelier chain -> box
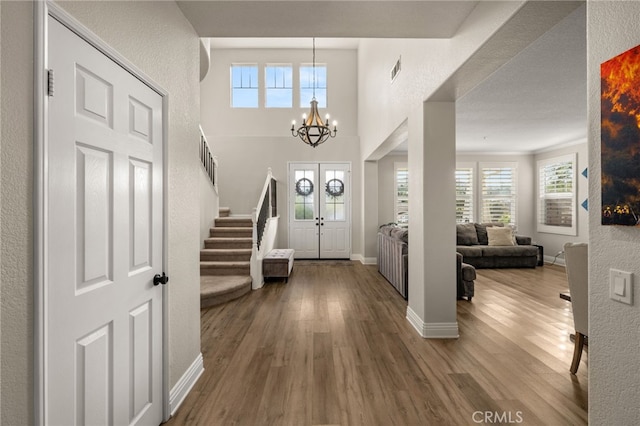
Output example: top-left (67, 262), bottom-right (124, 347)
top-left (290, 37), bottom-right (337, 148)
top-left (312, 38), bottom-right (316, 99)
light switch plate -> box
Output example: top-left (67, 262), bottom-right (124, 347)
top-left (610, 269), bottom-right (633, 305)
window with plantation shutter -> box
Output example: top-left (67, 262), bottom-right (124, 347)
top-left (480, 164), bottom-right (517, 226)
top-left (455, 167), bottom-right (474, 223)
top-left (537, 154), bottom-right (576, 235)
top-left (395, 163), bottom-right (408, 227)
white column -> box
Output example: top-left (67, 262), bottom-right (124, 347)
top-left (407, 101), bottom-right (458, 338)
top-left (362, 160), bottom-right (379, 263)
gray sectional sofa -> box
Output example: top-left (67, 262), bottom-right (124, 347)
top-left (456, 222), bottom-right (538, 268)
top-left (377, 224), bottom-right (475, 301)
top-left (377, 225), bottom-right (408, 298)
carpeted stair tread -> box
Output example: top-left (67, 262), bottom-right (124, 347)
top-left (210, 227), bottom-right (253, 238)
top-left (200, 275), bottom-right (252, 309)
top-left (214, 217), bottom-right (253, 227)
top-left (201, 261), bottom-right (250, 276)
top-left (201, 260), bottom-right (250, 267)
top-left (200, 248), bottom-right (252, 262)
top-left (201, 208), bottom-right (252, 307)
top-left (204, 237), bottom-right (253, 249)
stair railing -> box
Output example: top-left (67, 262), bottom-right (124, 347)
top-left (250, 168), bottom-right (278, 289)
top-left (199, 125), bottom-right (218, 192)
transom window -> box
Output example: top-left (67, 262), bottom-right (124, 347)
top-left (537, 154), bottom-right (576, 235)
top-left (265, 64), bottom-right (292, 108)
top-left (300, 64), bottom-right (327, 108)
top-left (231, 64), bottom-right (258, 108)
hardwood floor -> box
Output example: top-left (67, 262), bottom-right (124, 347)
top-left (165, 261), bottom-right (587, 426)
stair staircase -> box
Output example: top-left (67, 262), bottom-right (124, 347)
top-left (200, 207), bottom-right (253, 309)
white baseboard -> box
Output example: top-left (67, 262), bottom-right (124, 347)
top-left (544, 255), bottom-right (565, 266)
top-left (169, 352), bottom-right (204, 416)
top-left (350, 254), bottom-right (377, 265)
top-left (406, 306), bottom-right (459, 339)
top-left (406, 306), bottom-right (425, 336)
top-left (424, 322), bottom-right (459, 338)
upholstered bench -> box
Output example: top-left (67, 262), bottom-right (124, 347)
top-left (263, 249), bottom-right (295, 282)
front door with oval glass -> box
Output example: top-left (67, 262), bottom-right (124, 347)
top-left (289, 162), bottom-right (351, 259)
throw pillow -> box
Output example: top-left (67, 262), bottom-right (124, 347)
top-left (474, 222), bottom-right (504, 245)
top-left (456, 223), bottom-right (479, 245)
top-left (505, 224), bottom-right (518, 244)
top-left (487, 226), bottom-right (515, 246)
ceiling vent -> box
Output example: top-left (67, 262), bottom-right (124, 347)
top-left (391, 56), bottom-right (401, 83)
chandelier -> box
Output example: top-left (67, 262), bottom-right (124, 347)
top-left (291, 38), bottom-right (337, 148)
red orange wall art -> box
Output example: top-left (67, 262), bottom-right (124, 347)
top-left (601, 44), bottom-right (640, 226)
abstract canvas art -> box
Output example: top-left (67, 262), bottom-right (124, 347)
top-left (601, 44), bottom-right (640, 226)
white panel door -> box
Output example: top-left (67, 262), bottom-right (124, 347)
top-left (289, 163), bottom-right (320, 258)
top-left (289, 162), bottom-right (351, 259)
top-left (47, 17), bottom-right (164, 426)
top-left (319, 163), bottom-right (351, 259)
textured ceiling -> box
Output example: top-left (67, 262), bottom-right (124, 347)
top-left (456, 4), bottom-right (586, 153)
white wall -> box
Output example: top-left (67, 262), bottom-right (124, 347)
top-left (201, 48), bottom-right (362, 255)
top-left (357, 1), bottom-right (524, 161)
top-left (588, 2), bottom-right (640, 424)
top-left (202, 48), bottom-right (357, 139)
top-left (533, 142), bottom-right (589, 260)
top-left (1, 2), bottom-right (33, 424)
top-left (1, 2), bottom-right (202, 423)
top-left (0, 1), bottom-right (3, 417)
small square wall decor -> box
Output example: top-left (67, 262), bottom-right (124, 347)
top-left (601, 44), bottom-right (640, 226)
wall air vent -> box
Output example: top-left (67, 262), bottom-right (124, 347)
top-left (391, 56), bottom-right (401, 83)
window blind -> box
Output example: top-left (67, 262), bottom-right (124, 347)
top-left (480, 166), bottom-right (516, 225)
top-left (455, 168), bottom-right (474, 223)
top-left (537, 155), bottom-right (576, 235)
top-left (395, 166), bottom-right (408, 226)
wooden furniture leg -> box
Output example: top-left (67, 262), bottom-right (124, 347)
top-left (570, 332), bottom-right (586, 374)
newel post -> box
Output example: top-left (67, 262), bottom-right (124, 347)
top-left (250, 207), bottom-right (260, 288)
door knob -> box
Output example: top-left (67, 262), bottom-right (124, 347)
top-left (153, 272), bottom-right (169, 286)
